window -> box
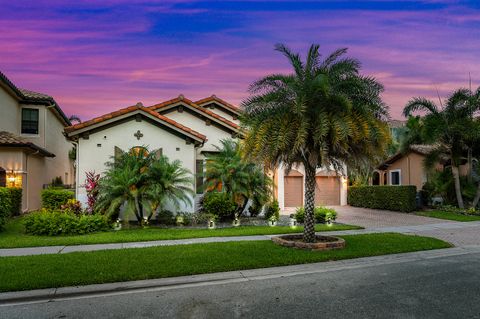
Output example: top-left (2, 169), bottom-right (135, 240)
top-left (196, 159), bottom-right (204, 194)
top-left (21, 108), bottom-right (39, 134)
top-left (389, 169), bottom-right (401, 185)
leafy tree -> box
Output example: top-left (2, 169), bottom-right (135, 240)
top-left (403, 87), bottom-right (480, 208)
top-left (242, 44), bottom-right (389, 242)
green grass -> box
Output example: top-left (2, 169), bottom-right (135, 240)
top-left (416, 210), bottom-right (480, 222)
top-left (0, 218), bottom-right (361, 249)
top-left (0, 233), bottom-right (450, 292)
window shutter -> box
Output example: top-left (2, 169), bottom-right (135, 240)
top-left (114, 146), bottom-right (123, 164)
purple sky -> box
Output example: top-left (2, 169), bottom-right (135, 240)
top-left (1, 1), bottom-right (479, 120)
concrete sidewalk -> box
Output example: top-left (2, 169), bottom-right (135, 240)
top-left (2, 221), bottom-right (480, 257)
top-left (2, 244), bottom-right (480, 306)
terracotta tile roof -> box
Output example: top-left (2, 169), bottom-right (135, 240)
top-left (0, 71), bottom-right (71, 126)
top-left (149, 95), bottom-right (240, 131)
top-left (0, 131), bottom-right (55, 157)
top-left (194, 95), bottom-right (241, 114)
top-left (64, 104), bottom-right (207, 142)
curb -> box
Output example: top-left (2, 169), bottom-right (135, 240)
top-left (2, 245), bottom-right (480, 306)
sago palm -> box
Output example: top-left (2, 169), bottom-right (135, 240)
top-left (242, 44), bottom-right (390, 242)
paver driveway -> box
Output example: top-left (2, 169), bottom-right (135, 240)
top-left (282, 205), bottom-right (453, 229)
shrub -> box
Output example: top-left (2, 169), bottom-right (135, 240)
top-left (60, 199), bottom-right (83, 215)
top-left (41, 189), bottom-right (74, 210)
top-left (264, 199), bottom-right (280, 221)
top-left (348, 185), bottom-right (417, 212)
top-left (23, 210), bottom-right (110, 236)
top-left (202, 192), bottom-right (236, 220)
top-left (0, 187), bottom-right (22, 230)
top-left (294, 206), bottom-right (337, 223)
top-left (157, 210), bottom-right (176, 225)
top-left (192, 213), bottom-right (217, 225)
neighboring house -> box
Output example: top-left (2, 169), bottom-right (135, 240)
top-left (0, 71), bottom-right (74, 211)
top-left (65, 94), bottom-right (347, 212)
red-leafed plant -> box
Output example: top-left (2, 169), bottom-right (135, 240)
top-left (85, 171), bottom-right (100, 214)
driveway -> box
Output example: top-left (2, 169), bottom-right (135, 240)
top-left (283, 205), bottom-right (453, 229)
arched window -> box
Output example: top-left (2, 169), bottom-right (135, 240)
top-left (372, 171), bottom-right (380, 185)
top-left (130, 146), bottom-right (149, 157)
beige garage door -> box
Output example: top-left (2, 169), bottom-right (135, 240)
top-left (314, 176), bottom-right (340, 206)
top-left (284, 176), bottom-right (303, 207)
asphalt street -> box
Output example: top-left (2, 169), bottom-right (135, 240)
top-left (2, 250), bottom-right (480, 319)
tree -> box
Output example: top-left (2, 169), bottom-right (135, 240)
top-left (145, 156), bottom-right (194, 215)
top-left (242, 44), bottom-right (390, 242)
top-left (403, 87), bottom-right (480, 209)
top-left (95, 147), bottom-right (194, 222)
top-left (204, 139), bottom-right (272, 216)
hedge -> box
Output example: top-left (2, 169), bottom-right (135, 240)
top-left (0, 187), bottom-right (22, 230)
top-left (41, 189), bottom-right (74, 210)
top-left (24, 210), bottom-right (110, 236)
top-left (348, 185), bottom-right (417, 212)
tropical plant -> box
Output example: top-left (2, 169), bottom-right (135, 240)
top-left (145, 156), bottom-right (194, 214)
top-left (242, 44), bottom-right (390, 242)
top-left (84, 171), bottom-right (100, 214)
top-left (204, 139), bottom-right (272, 216)
top-left (403, 87), bottom-right (480, 208)
top-left (95, 147), bottom-right (194, 222)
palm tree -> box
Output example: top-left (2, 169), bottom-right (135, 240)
top-left (95, 147), bottom-right (194, 222)
top-left (145, 156), bottom-right (194, 219)
top-left (242, 44), bottom-right (390, 242)
top-left (403, 87), bottom-right (480, 209)
top-left (96, 148), bottom-right (154, 221)
top-left (204, 139), bottom-right (272, 215)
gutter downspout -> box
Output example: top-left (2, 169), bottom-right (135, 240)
top-left (71, 140), bottom-right (79, 199)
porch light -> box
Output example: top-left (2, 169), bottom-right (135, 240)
top-left (6, 171), bottom-right (22, 188)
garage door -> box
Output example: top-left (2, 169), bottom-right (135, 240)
top-left (284, 176), bottom-right (303, 207)
top-left (314, 176), bottom-right (340, 206)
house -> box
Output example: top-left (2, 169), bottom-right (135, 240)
top-left (0, 71), bottom-right (74, 211)
top-left (65, 95), bottom-right (346, 212)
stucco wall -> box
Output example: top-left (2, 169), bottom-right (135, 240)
top-left (76, 118), bottom-right (197, 212)
top-left (0, 88), bottom-right (20, 134)
top-left (165, 110), bottom-right (236, 152)
top-left (386, 152), bottom-right (426, 190)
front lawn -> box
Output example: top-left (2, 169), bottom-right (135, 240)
top-left (0, 233), bottom-right (451, 292)
top-left (0, 218), bottom-right (361, 249)
top-left (415, 210), bottom-right (480, 222)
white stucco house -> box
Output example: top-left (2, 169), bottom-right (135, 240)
top-left (0, 71), bottom-right (74, 211)
top-left (65, 94), bottom-right (347, 213)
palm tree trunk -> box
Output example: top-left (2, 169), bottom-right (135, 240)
top-left (303, 165), bottom-right (316, 243)
top-left (451, 165), bottom-right (465, 209)
top-left (133, 195), bottom-right (142, 222)
top-left (472, 184), bottom-right (480, 208)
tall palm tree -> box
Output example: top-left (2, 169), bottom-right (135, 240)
top-left (242, 44), bottom-right (390, 242)
top-left (403, 87), bottom-right (480, 209)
